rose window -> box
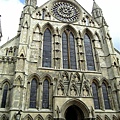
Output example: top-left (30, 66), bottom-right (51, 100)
top-left (51, 2), bottom-right (80, 23)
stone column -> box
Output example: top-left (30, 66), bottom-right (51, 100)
top-left (53, 34), bottom-right (61, 69)
top-left (98, 85), bottom-right (104, 110)
top-left (76, 37), bottom-right (85, 71)
top-left (38, 32), bottom-right (43, 68)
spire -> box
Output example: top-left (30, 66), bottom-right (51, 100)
top-left (92, 1), bottom-right (103, 18)
top-left (25, 0), bottom-right (37, 7)
top-left (92, 1), bottom-right (108, 26)
top-left (0, 15), bottom-right (2, 41)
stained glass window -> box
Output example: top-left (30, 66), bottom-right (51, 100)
top-left (70, 33), bottom-right (77, 69)
top-left (42, 29), bottom-right (51, 67)
top-left (42, 80), bottom-right (49, 108)
top-left (84, 34), bottom-right (95, 70)
top-left (92, 82), bottom-right (100, 109)
top-left (1, 84), bottom-right (8, 108)
top-left (29, 79), bottom-right (37, 108)
top-left (102, 83), bottom-right (111, 109)
top-left (62, 30), bottom-right (77, 69)
top-left (62, 32), bottom-right (68, 69)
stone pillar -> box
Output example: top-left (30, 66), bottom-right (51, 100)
top-left (76, 37), bottom-right (84, 70)
top-left (98, 85), bottom-right (104, 110)
top-left (38, 32), bottom-right (43, 68)
top-left (53, 34), bottom-right (61, 69)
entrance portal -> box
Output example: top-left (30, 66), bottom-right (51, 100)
top-left (65, 105), bottom-right (84, 120)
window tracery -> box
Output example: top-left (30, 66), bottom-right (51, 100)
top-left (51, 2), bottom-right (80, 23)
top-left (84, 34), bottom-right (95, 71)
top-left (42, 79), bottom-right (49, 108)
top-left (102, 83), bottom-right (111, 109)
top-left (42, 28), bottom-right (52, 67)
top-left (62, 29), bottom-right (77, 69)
top-left (1, 84), bottom-right (9, 108)
top-left (92, 82), bottom-right (100, 109)
top-left (29, 79), bottom-right (37, 108)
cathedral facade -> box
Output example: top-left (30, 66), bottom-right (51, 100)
top-left (0, 0), bottom-right (120, 119)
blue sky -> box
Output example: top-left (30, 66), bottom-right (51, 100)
top-left (20, 0), bottom-right (24, 4)
top-left (0, 0), bottom-right (120, 51)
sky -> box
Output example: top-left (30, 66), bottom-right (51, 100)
top-left (0, 0), bottom-right (120, 51)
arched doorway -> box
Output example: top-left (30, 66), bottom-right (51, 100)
top-left (65, 105), bottom-right (84, 120)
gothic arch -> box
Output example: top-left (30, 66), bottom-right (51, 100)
top-left (94, 32), bottom-right (101, 40)
top-left (113, 115), bottom-right (118, 120)
top-left (100, 78), bottom-right (110, 86)
top-left (27, 73), bottom-right (41, 83)
top-left (34, 114), bottom-right (44, 120)
top-left (61, 99), bottom-right (90, 119)
top-left (41, 74), bottom-right (53, 83)
top-left (105, 115), bottom-right (111, 120)
top-left (45, 114), bottom-right (53, 120)
top-left (0, 114), bottom-right (8, 120)
top-left (14, 75), bottom-right (22, 85)
top-left (58, 83), bottom-right (64, 88)
top-left (96, 115), bottom-right (102, 120)
top-left (23, 114), bottom-right (33, 120)
top-left (82, 28), bottom-right (94, 40)
top-left (19, 46), bottom-right (26, 57)
top-left (23, 21), bottom-right (28, 28)
top-left (0, 79), bottom-right (11, 88)
top-left (33, 24), bottom-right (41, 33)
top-left (60, 25), bottom-right (77, 37)
top-left (90, 77), bottom-right (99, 85)
top-left (42, 22), bottom-right (55, 33)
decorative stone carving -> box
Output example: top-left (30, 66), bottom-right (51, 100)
top-left (82, 80), bottom-right (91, 97)
top-left (62, 72), bottom-right (68, 81)
top-left (57, 84), bottom-right (64, 96)
top-left (56, 106), bottom-right (60, 118)
top-left (70, 86), bottom-right (77, 96)
top-left (51, 1), bottom-right (80, 23)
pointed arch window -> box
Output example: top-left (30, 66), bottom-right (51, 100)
top-left (84, 34), bottom-right (95, 71)
top-left (42, 79), bottom-right (49, 108)
top-left (1, 84), bottom-right (9, 108)
top-left (62, 29), bottom-right (77, 69)
top-left (92, 82), bottom-right (100, 109)
top-left (29, 79), bottom-right (37, 108)
top-left (102, 83), bottom-right (111, 109)
top-left (42, 28), bottom-right (52, 67)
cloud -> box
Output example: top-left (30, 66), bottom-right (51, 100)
top-left (0, 0), bottom-right (23, 45)
top-left (0, 0), bottom-right (120, 51)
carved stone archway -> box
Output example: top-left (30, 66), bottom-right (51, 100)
top-left (60, 99), bottom-right (95, 120)
top-left (65, 105), bottom-right (84, 120)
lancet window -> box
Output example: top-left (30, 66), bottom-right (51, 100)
top-left (1, 84), bottom-right (9, 108)
top-left (42, 28), bottom-right (52, 67)
top-left (62, 29), bottom-right (77, 69)
top-left (29, 79), bottom-right (37, 108)
top-left (42, 79), bottom-right (49, 108)
top-left (84, 34), bottom-right (95, 70)
top-left (92, 82), bottom-right (100, 109)
top-left (102, 83), bottom-right (111, 109)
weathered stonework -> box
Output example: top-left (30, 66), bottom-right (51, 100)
top-left (0, 0), bottom-right (120, 120)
